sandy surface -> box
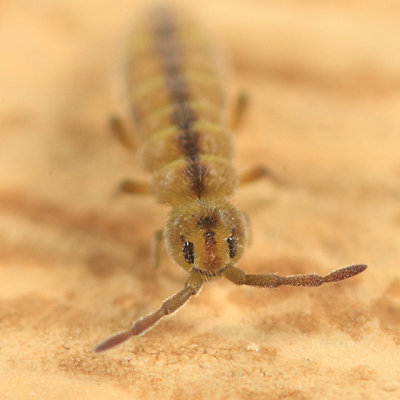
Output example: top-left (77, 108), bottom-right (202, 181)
top-left (1, 0), bottom-right (400, 399)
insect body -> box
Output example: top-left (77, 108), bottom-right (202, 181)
top-left (95, 7), bottom-right (366, 352)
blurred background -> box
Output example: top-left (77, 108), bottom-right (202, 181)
top-left (0, 0), bottom-right (399, 399)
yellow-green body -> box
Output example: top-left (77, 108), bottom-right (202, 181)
top-left (94, 6), bottom-right (366, 352)
top-left (125, 7), bottom-right (249, 277)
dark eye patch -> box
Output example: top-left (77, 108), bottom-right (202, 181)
top-left (226, 235), bottom-right (238, 258)
top-left (182, 241), bottom-right (194, 263)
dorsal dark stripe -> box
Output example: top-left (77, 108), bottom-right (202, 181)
top-left (185, 156), bottom-right (207, 198)
top-left (171, 102), bottom-right (196, 130)
top-left (204, 230), bottom-right (217, 249)
top-left (177, 129), bottom-right (199, 156)
top-left (152, 8), bottom-right (205, 199)
top-left (198, 214), bottom-right (218, 229)
top-left (166, 74), bottom-right (189, 103)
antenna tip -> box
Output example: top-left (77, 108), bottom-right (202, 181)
top-left (94, 329), bottom-right (133, 353)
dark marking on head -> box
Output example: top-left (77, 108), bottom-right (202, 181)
top-left (204, 230), bottom-right (216, 249)
top-left (198, 214), bottom-right (217, 229)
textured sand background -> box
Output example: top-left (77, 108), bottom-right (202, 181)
top-left (1, 0), bottom-right (400, 399)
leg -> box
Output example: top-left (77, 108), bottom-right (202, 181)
top-left (223, 264), bottom-right (367, 288)
top-left (109, 116), bottom-right (152, 198)
top-left (230, 92), bottom-right (249, 132)
top-left (94, 271), bottom-right (204, 352)
top-left (231, 93), bottom-right (282, 186)
top-left (151, 229), bottom-right (164, 269)
top-left (239, 165), bottom-right (283, 186)
top-left (109, 114), bottom-right (138, 152)
top-left (116, 179), bottom-right (152, 196)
